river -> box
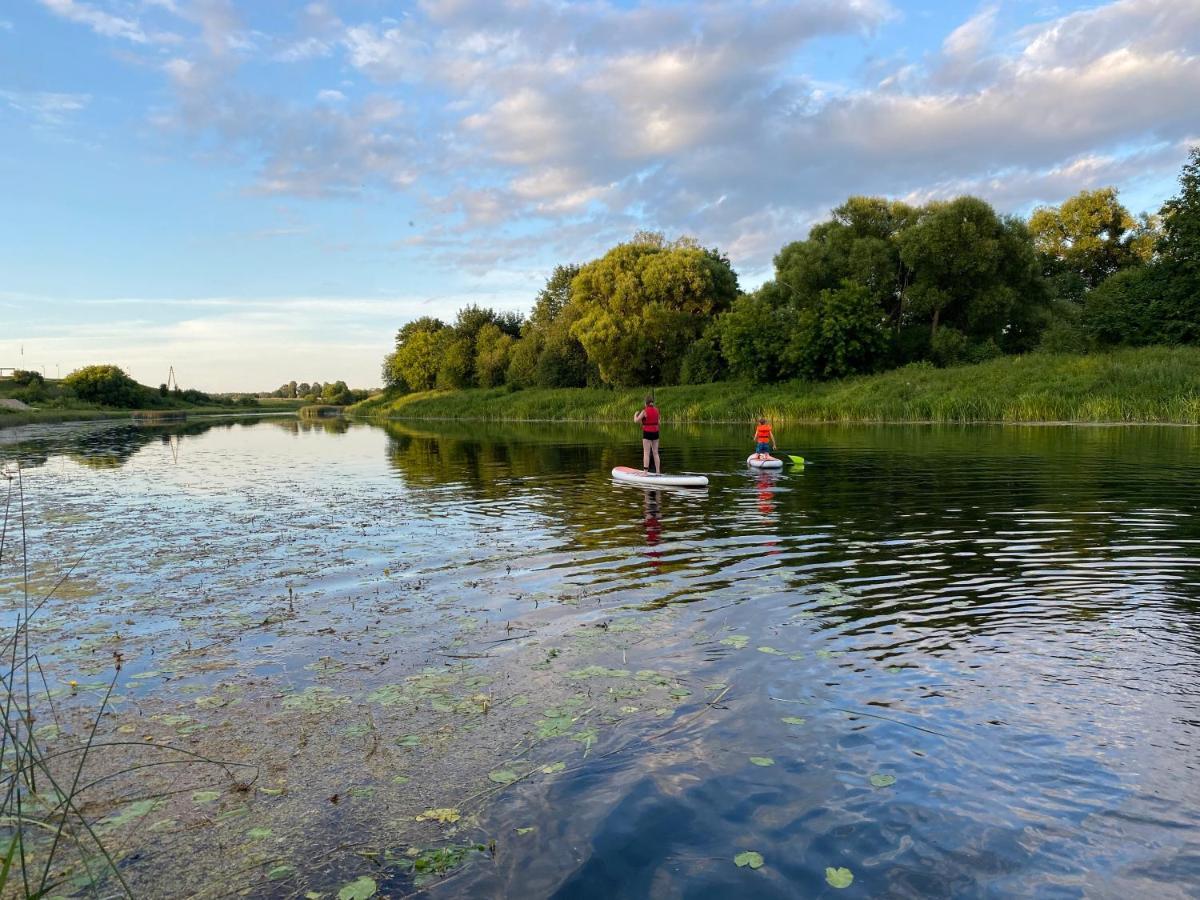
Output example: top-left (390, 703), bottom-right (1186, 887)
top-left (2, 416), bottom-right (1199, 898)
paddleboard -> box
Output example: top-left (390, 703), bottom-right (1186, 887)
top-left (611, 466), bottom-right (709, 488)
top-left (747, 454), bottom-right (784, 469)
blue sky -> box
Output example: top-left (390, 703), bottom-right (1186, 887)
top-left (2, 0), bottom-right (1198, 390)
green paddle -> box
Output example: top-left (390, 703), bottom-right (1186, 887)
top-left (775, 452), bottom-right (806, 466)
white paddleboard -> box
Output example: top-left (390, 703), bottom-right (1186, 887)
top-left (612, 466), bottom-right (709, 487)
top-left (747, 454), bottom-right (784, 469)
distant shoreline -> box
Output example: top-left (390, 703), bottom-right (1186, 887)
top-left (349, 346), bottom-right (1200, 427)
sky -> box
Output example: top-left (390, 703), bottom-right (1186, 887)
top-left (2, 0), bottom-right (1198, 392)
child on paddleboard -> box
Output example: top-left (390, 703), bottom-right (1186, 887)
top-left (634, 396), bottom-right (661, 474)
top-left (753, 417), bottom-right (776, 460)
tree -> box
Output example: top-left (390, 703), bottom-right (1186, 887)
top-left (786, 281), bottom-right (889, 379)
top-left (383, 317), bottom-right (447, 392)
top-left (505, 332), bottom-right (542, 389)
top-left (63, 365), bottom-right (144, 407)
top-left (775, 197), bottom-right (918, 331)
top-left (288, 380), bottom-right (298, 398)
top-left (1160, 145), bottom-right (1200, 276)
top-left (1029, 188), bottom-right (1157, 297)
top-left (474, 323), bottom-right (515, 388)
top-left (569, 234), bottom-right (739, 385)
top-left (529, 264), bottom-right (580, 330)
top-left (898, 197), bottom-right (1046, 352)
top-left (718, 285), bottom-right (795, 382)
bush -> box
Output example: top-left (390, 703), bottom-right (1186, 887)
top-left (930, 327), bottom-right (969, 366)
top-left (12, 370), bottom-right (45, 388)
top-left (62, 365), bottom-right (144, 407)
top-left (787, 281), bottom-right (888, 379)
top-left (1083, 264), bottom-right (1199, 346)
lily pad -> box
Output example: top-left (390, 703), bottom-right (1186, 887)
top-left (337, 876), bottom-right (377, 900)
top-left (734, 851), bottom-right (764, 869)
top-left (246, 827), bottom-right (273, 840)
top-left (720, 635), bottom-right (749, 649)
top-left (516, 826), bottom-right (536, 835)
top-left (488, 769), bottom-right (519, 784)
top-left (826, 867), bottom-right (854, 888)
top-left (395, 734), bottom-right (421, 748)
top-left (749, 756), bottom-right (775, 767)
top-left (781, 716), bottom-right (806, 726)
top-left (267, 865), bottom-right (296, 880)
top-left (192, 790), bottom-right (221, 804)
top-left (757, 646), bottom-right (783, 655)
top-left (540, 761), bottom-right (566, 774)
top-left (869, 773), bottom-right (897, 788)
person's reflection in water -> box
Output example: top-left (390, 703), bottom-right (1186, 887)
top-left (644, 489), bottom-right (663, 569)
top-left (755, 471), bottom-right (782, 556)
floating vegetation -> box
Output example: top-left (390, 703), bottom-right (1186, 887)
top-left (781, 716), bottom-right (806, 726)
top-left (734, 851), bottom-right (765, 869)
top-left (416, 808), bottom-right (462, 824)
top-left (826, 866), bottom-right (855, 888)
top-left (749, 756), bottom-right (775, 767)
top-left (869, 773), bottom-right (897, 788)
top-left (337, 875), bottom-right (378, 899)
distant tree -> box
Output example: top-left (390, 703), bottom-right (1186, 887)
top-left (569, 234), bottom-right (739, 385)
top-left (159, 383), bottom-right (169, 397)
top-left (474, 323), bottom-right (515, 388)
top-left (718, 286), bottom-right (795, 382)
top-left (63, 365), bottom-right (144, 407)
top-left (679, 321), bottom-right (726, 384)
top-left (505, 332), bottom-right (542, 389)
top-left (786, 281), bottom-right (889, 379)
top-left (1160, 145), bottom-right (1200, 276)
top-left (898, 197), bottom-right (1046, 352)
top-left (1030, 188), bottom-right (1157, 299)
top-left (297, 382), bottom-right (311, 396)
top-left (384, 317), bottom-right (447, 392)
top-left (288, 380), bottom-right (298, 398)
top-left (529, 264), bottom-right (580, 330)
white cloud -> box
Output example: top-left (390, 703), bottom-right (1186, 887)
top-left (0, 89), bottom-right (90, 126)
top-left (39, 0), bottom-right (148, 42)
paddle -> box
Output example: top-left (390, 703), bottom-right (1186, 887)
top-left (773, 451), bottom-right (806, 466)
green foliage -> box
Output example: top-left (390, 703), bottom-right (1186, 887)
top-left (63, 365), bottom-right (145, 407)
top-left (475, 323), bottom-right (516, 388)
top-left (679, 321), bottom-right (726, 384)
top-left (385, 317), bottom-right (447, 391)
top-left (1160, 145), bottom-right (1200, 274)
top-left (506, 333), bottom-right (542, 389)
top-left (787, 281), bottom-right (888, 379)
top-left (11, 370), bottom-right (44, 388)
top-left (899, 198), bottom-right (1046, 351)
top-left (1083, 264), bottom-right (1199, 346)
top-left (569, 234), bottom-right (739, 385)
top-left (349, 346), bottom-right (1200, 425)
top-left (718, 288), bottom-right (794, 382)
top-left (1030, 188), bottom-right (1156, 291)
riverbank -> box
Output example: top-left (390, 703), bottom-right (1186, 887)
top-left (0, 400), bottom-right (306, 430)
top-left (350, 346), bottom-right (1200, 425)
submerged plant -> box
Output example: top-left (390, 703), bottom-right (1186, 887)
top-left (0, 462), bottom-right (253, 897)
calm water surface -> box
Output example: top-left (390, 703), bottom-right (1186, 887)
top-left (3, 416), bottom-right (1200, 898)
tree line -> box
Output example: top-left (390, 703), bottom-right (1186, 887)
top-left (382, 148), bottom-right (1200, 392)
top-left (263, 380), bottom-right (371, 405)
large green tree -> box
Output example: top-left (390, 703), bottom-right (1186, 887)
top-left (569, 234), bottom-right (739, 385)
top-left (898, 196), bottom-right (1046, 353)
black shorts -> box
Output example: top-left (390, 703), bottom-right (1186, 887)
top-left (642, 431), bottom-right (660, 442)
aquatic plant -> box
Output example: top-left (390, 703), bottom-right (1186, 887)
top-left (0, 462), bottom-right (252, 896)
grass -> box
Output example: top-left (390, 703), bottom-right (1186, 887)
top-left (350, 347), bottom-right (1200, 425)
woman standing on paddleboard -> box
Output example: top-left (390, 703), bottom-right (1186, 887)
top-left (634, 396), bottom-right (661, 474)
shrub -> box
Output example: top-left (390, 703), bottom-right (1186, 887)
top-left (62, 365), bottom-right (144, 407)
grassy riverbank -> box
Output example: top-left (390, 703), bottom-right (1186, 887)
top-left (351, 346), bottom-right (1200, 425)
top-left (0, 395), bottom-right (306, 430)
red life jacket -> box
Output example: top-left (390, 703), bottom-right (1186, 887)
top-left (642, 406), bottom-right (660, 433)
top-left (755, 424), bottom-right (772, 442)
